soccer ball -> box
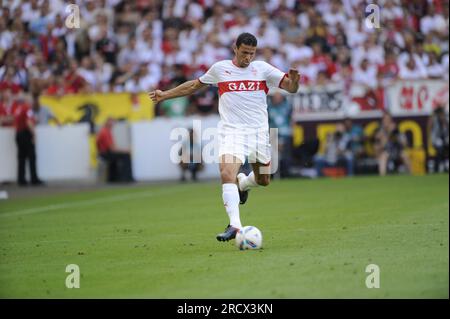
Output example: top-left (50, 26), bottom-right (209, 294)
top-left (235, 226), bottom-right (263, 250)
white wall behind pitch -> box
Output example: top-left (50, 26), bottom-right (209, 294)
top-left (131, 115), bottom-right (221, 181)
top-left (36, 123), bottom-right (91, 180)
top-left (2, 117), bottom-right (221, 183)
top-left (0, 128), bottom-right (17, 182)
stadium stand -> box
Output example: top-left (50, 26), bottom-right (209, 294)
top-left (0, 0), bottom-right (448, 182)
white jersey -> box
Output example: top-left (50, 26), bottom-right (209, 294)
top-left (198, 60), bottom-right (286, 133)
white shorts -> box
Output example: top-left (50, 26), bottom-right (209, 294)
top-left (218, 129), bottom-right (271, 165)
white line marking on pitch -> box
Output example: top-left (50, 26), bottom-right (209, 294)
top-left (0, 188), bottom-right (183, 218)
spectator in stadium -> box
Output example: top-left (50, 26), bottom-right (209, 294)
top-left (178, 128), bottom-right (203, 182)
top-left (282, 35), bottom-right (312, 66)
top-left (94, 23), bottom-right (118, 65)
top-left (422, 33), bottom-right (442, 58)
top-left (399, 55), bottom-right (428, 80)
top-left (294, 56), bottom-right (319, 85)
top-left (2, 89), bottom-right (44, 186)
top-left (124, 63), bottom-right (158, 94)
top-left (311, 42), bottom-right (336, 78)
top-left (63, 59), bottom-right (88, 94)
top-left (314, 124), bottom-right (354, 177)
top-left (323, 0), bottom-right (346, 35)
top-left (341, 117), bottom-right (365, 173)
top-left (0, 16), bottom-right (13, 52)
top-left (31, 93), bottom-right (60, 126)
top-left (385, 128), bottom-right (411, 175)
top-left (28, 53), bottom-right (52, 93)
top-left (374, 112), bottom-right (411, 176)
top-left (420, 4), bottom-right (447, 36)
top-left (116, 1), bottom-right (141, 27)
top-left (283, 12), bottom-right (302, 43)
top-left (353, 58), bottom-right (378, 89)
top-left (426, 51), bottom-right (446, 79)
top-left (92, 52), bottom-right (113, 92)
top-left (96, 117), bottom-right (134, 183)
top-left (0, 65), bottom-right (27, 94)
top-left (332, 62), bottom-right (353, 94)
top-left (316, 70), bottom-right (330, 86)
top-left (0, 0), bottom-right (448, 101)
top-left (374, 112), bottom-right (393, 158)
top-left (117, 36), bottom-right (140, 72)
top-left (78, 56), bottom-right (97, 91)
top-left (43, 74), bottom-right (64, 96)
top-left (268, 92), bottom-right (293, 178)
top-left (428, 105), bottom-right (449, 173)
top-left (305, 13), bottom-right (328, 50)
top-left (381, 0), bottom-right (404, 22)
top-left (377, 50), bottom-right (400, 86)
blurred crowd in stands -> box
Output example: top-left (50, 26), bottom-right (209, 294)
top-left (0, 0), bottom-right (448, 108)
top-left (0, 0), bottom-right (449, 183)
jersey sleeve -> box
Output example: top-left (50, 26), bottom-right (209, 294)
top-left (264, 62), bottom-right (287, 88)
top-left (198, 63), bottom-right (220, 85)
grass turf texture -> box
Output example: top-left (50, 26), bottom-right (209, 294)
top-left (0, 174), bottom-right (448, 298)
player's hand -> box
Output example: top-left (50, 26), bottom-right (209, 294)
top-left (288, 68), bottom-right (300, 83)
top-left (148, 90), bottom-right (164, 103)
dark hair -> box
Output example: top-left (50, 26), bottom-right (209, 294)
top-left (236, 33), bottom-right (257, 48)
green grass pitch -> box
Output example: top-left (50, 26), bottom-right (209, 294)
top-left (0, 174), bottom-right (448, 298)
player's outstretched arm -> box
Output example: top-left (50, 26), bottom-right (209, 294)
top-left (148, 79), bottom-right (207, 103)
top-left (280, 69), bottom-right (300, 93)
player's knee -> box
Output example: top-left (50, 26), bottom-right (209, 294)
top-left (257, 176), bottom-right (270, 186)
top-left (220, 169), bottom-right (236, 184)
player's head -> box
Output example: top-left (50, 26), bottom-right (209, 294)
top-left (233, 33), bottom-right (257, 68)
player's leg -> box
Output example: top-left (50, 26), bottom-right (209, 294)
top-left (250, 160), bottom-right (271, 186)
top-left (235, 160), bottom-right (270, 208)
top-left (237, 161), bottom-right (270, 192)
top-left (237, 132), bottom-right (271, 199)
top-left (217, 154), bottom-right (243, 241)
top-left (236, 161), bottom-right (271, 210)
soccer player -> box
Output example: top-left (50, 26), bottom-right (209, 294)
top-left (149, 33), bottom-right (299, 242)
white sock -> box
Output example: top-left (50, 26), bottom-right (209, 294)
top-left (238, 171), bottom-right (258, 191)
top-left (222, 183), bottom-right (242, 228)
